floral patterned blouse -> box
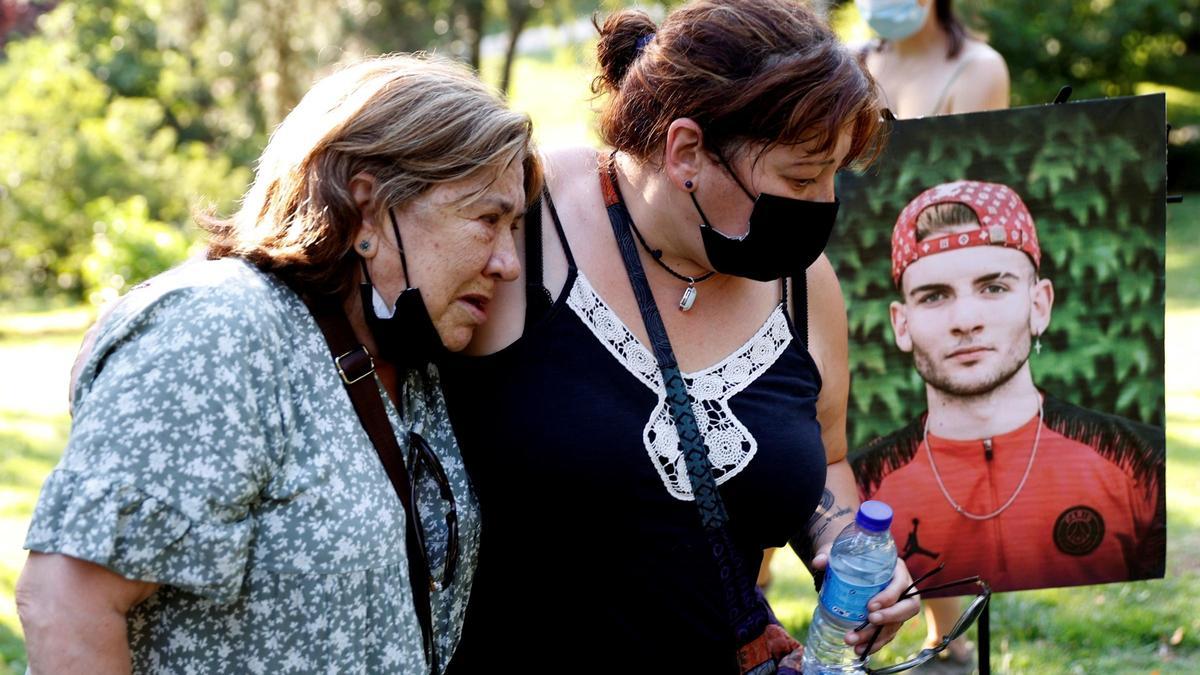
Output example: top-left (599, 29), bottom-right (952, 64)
top-left (24, 258), bottom-right (480, 674)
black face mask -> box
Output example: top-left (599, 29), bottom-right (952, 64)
top-left (359, 210), bottom-right (449, 371)
top-left (691, 156), bottom-right (840, 282)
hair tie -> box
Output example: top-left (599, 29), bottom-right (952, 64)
top-left (635, 33), bottom-right (655, 54)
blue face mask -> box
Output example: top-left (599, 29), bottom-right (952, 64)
top-left (856, 0), bottom-right (930, 41)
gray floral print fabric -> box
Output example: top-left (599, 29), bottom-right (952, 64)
top-left (24, 258), bottom-right (480, 674)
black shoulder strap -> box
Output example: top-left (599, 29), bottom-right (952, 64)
top-left (524, 186), bottom-right (577, 328)
top-left (598, 158), bottom-right (772, 670)
top-left (791, 271), bottom-right (809, 349)
top-left (523, 193), bottom-right (552, 327)
top-left (524, 193), bottom-right (545, 293)
top-left (302, 296), bottom-right (439, 674)
top-left (543, 185), bottom-right (576, 270)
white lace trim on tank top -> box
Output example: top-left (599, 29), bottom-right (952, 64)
top-left (567, 272), bottom-right (793, 501)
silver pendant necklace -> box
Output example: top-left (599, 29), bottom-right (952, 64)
top-left (923, 402), bottom-right (1044, 520)
top-left (678, 282), bottom-right (699, 311)
top-left (607, 151), bottom-right (716, 311)
top-left (625, 210), bottom-right (715, 312)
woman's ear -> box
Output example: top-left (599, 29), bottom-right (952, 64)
top-left (350, 172), bottom-right (379, 260)
top-left (664, 118), bottom-right (705, 192)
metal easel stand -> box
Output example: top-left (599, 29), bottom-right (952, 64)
top-left (978, 602), bottom-right (990, 675)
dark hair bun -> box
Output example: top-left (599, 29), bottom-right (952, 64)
top-left (594, 10), bottom-right (657, 93)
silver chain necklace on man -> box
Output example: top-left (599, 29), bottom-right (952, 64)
top-left (625, 215), bottom-right (715, 311)
top-left (923, 402), bottom-right (1044, 520)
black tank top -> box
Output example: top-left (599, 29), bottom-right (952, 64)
top-left (441, 183), bottom-right (827, 672)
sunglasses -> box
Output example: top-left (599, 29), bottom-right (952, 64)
top-left (406, 430), bottom-right (459, 592)
top-left (857, 563), bottom-right (992, 675)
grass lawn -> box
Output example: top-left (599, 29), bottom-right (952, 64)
top-left (0, 310), bottom-right (92, 673)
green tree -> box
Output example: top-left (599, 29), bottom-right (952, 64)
top-left (0, 2), bottom-right (251, 304)
top-left (970, 0), bottom-right (1200, 106)
top-left (971, 0), bottom-right (1200, 189)
top-left (0, 0), bottom-right (462, 305)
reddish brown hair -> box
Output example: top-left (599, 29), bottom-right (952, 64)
top-left (593, 0), bottom-right (884, 168)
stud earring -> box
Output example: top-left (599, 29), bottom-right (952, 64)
top-left (684, 180), bottom-right (694, 190)
top-left (359, 240), bottom-right (371, 252)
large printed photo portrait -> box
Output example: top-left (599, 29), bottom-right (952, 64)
top-left (840, 95), bottom-right (1167, 595)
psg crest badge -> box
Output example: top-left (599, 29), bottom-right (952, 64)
top-left (1053, 505), bottom-right (1106, 556)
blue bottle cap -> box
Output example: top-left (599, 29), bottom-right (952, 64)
top-left (856, 500), bottom-right (893, 532)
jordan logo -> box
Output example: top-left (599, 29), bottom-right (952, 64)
top-left (901, 518), bottom-right (940, 561)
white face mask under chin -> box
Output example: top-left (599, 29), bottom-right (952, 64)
top-left (371, 286), bottom-right (398, 319)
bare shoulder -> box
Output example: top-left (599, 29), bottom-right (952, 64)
top-left (541, 145), bottom-right (613, 260)
top-left (542, 146), bottom-right (603, 192)
top-left (544, 144), bottom-right (600, 164)
top-left (463, 146), bottom-right (602, 357)
top-left (961, 41), bottom-right (1008, 86)
top-left (539, 146), bottom-right (600, 217)
top-left (807, 254), bottom-right (843, 296)
top-left (949, 40), bottom-right (1010, 113)
top-left (788, 254), bottom-right (848, 384)
top-left (807, 255), bottom-right (848, 360)
top-left (806, 254), bottom-right (851, 462)
top-left (962, 40), bottom-right (1008, 77)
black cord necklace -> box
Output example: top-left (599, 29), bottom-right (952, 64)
top-left (608, 153), bottom-right (715, 311)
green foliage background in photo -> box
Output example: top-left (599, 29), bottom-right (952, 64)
top-left (832, 94), bottom-right (1167, 449)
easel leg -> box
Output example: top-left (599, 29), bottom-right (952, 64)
top-left (978, 602), bottom-right (990, 675)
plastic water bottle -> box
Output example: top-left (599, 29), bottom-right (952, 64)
top-left (802, 500), bottom-right (897, 674)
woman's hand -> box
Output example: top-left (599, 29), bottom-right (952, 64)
top-left (809, 551), bottom-right (920, 656)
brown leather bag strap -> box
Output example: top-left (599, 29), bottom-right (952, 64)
top-left (303, 295), bottom-right (439, 673)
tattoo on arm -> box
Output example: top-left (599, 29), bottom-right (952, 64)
top-left (791, 488), bottom-right (853, 584)
top-left (807, 488), bottom-right (853, 543)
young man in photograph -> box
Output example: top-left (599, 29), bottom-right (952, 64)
top-left (850, 180), bottom-right (1165, 667)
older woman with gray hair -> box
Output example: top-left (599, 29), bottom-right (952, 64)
top-left (16, 53), bottom-right (539, 674)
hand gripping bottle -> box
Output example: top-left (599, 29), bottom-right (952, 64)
top-left (802, 500), bottom-right (896, 674)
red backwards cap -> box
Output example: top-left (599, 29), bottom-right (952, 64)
top-left (891, 180), bottom-right (1041, 287)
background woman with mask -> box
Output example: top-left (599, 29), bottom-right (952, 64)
top-left (855, 1), bottom-right (1010, 670)
top-left (857, 0), bottom-right (1009, 117)
top-left (440, 1), bottom-right (919, 671)
top-left (16, 54), bottom-right (539, 674)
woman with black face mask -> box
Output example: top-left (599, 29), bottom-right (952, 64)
top-left (439, 1), bottom-right (919, 672)
top-left (17, 54), bottom-right (540, 675)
